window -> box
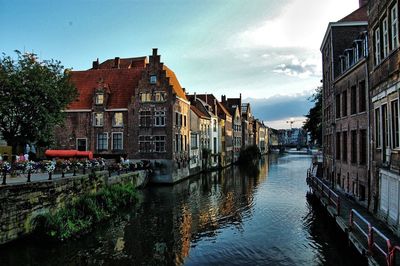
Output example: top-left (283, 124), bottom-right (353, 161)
top-left (392, 100), bottom-right (399, 148)
top-left (140, 92), bottom-right (152, 102)
top-left (154, 136), bottom-right (166, 152)
top-left (191, 133), bottom-right (198, 149)
top-left (95, 93), bottom-right (104, 105)
top-left (351, 130), bottom-right (357, 164)
top-left (139, 110), bottom-right (152, 127)
top-left (175, 134), bottom-right (180, 152)
top-left (113, 112), bottom-right (123, 127)
top-left (184, 135), bottom-right (187, 151)
top-left (93, 112), bottom-right (104, 126)
top-left (383, 17), bottom-right (389, 58)
top-left (97, 133), bottom-right (108, 150)
top-left (183, 115), bottom-right (187, 127)
top-left (175, 112), bottom-right (182, 127)
top-left (375, 27), bottom-right (381, 64)
top-left (383, 104), bottom-right (389, 148)
top-left (376, 108), bottom-right (381, 148)
top-left (360, 130), bottom-right (367, 165)
top-left (359, 81), bottom-right (366, 112)
top-left (342, 131), bottom-right (347, 162)
top-left (154, 91), bottom-right (166, 102)
top-left (139, 136), bottom-right (152, 152)
top-left (213, 120), bottom-right (217, 132)
top-left (342, 90), bottom-right (347, 117)
top-left (150, 75), bottom-right (157, 84)
top-left (76, 138), bottom-right (87, 151)
top-left (112, 132), bottom-right (123, 150)
top-left (336, 94), bottom-right (341, 118)
top-left (392, 4), bottom-right (399, 49)
top-left (154, 111), bottom-right (166, 126)
top-left (351, 85), bottom-right (357, 115)
top-left (180, 135), bottom-right (184, 151)
top-left (336, 132), bottom-right (341, 160)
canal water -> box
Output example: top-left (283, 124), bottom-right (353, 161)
top-left (0, 154), bottom-right (364, 265)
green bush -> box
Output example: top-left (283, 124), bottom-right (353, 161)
top-left (33, 183), bottom-right (137, 241)
top-left (238, 145), bottom-right (261, 165)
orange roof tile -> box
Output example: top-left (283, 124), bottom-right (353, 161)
top-left (68, 68), bottom-right (142, 109)
top-left (163, 65), bottom-right (187, 100)
top-left (190, 105), bottom-right (210, 119)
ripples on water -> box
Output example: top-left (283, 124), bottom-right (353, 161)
top-left (0, 154), bottom-right (365, 266)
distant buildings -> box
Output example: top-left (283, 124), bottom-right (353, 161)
top-left (55, 49), bottom-right (271, 183)
top-left (321, 0), bottom-right (400, 229)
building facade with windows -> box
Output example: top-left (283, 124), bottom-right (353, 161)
top-left (368, 0), bottom-right (400, 224)
top-left (221, 95), bottom-right (242, 163)
top-left (333, 30), bottom-right (369, 207)
top-left (55, 49), bottom-right (191, 183)
top-left (320, 3), bottom-right (368, 190)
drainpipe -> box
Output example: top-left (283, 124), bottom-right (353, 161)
top-left (365, 50), bottom-right (372, 211)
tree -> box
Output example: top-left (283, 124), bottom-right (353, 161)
top-left (303, 87), bottom-right (322, 145)
top-left (0, 51), bottom-right (78, 153)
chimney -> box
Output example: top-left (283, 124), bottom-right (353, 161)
top-left (182, 88), bottom-right (186, 94)
top-left (214, 99), bottom-right (217, 115)
top-left (194, 92), bottom-right (197, 101)
top-left (359, 0), bottom-right (367, 7)
top-left (221, 95), bottom-right (226, 104)
top-left (92, 58), bottom-right (99, 69)
top-left (152, 48), bottom-right (158, 56)
top-left (205, 93), bottom-right (208, 104)
top-left (114, 57), bottom-right (120, 68)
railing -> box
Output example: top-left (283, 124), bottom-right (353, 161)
top-left (308, 175), bottom-right (340, 215)
top-left (390, 245), bottom-right (400, 266)
top-left (349, 209), bottom-right (393, 266)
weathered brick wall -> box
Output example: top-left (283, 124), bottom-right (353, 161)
top-left (0, 170), bottom-right (146, 245)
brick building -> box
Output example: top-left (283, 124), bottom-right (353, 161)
top-left (320, 2), bottom-right (368, 190)
top-left (55, 49), bottom-right (190, 183)
top-left (333, 30), bottom-right (369, 206)
top-left (368, 0), bottom-right (400, 224)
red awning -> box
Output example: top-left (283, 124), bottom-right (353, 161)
top-left (45, 150), bottom-right (93, 159)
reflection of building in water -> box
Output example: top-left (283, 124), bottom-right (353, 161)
top-left (120, 159), bottom-right (270, 265)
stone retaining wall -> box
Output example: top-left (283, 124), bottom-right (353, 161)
top-left (0, 170), bottom-right (147, 245)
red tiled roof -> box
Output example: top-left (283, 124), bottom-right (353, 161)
top-left (163, 65), bottom-right (187, 100)
top-left (190, 105), bottom-right (210, 119)
top-left (95, 57), bottom-right (147, 69)
top-left (339, 5), bottom-right (367, 22)
top-left (68, 68), bottom-right (142, 109)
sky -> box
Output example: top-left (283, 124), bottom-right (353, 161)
top-left (0, 0), bottom-right (360, 129)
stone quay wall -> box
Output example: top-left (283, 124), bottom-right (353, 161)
top-left (0, 170), bottom-right (147, 245)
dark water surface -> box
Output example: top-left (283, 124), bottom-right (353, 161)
top-left (0, 154), bottom-right (365, 265)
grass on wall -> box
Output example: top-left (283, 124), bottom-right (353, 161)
top-left (33, 183), bottom-right (138, 241)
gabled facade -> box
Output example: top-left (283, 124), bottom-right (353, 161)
top-left (221, 95), bottom-right (242, 163)
top-left (55, 49), bottom-right (190, 183)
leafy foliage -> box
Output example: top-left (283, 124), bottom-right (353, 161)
top-left (303, 87), bottom-right (322, 145)
top-left (238, 145), bottom-right (261, 165)
top-left (0, 50), bottom-right (78, 151)
top-left (33, 183), bottom-right (138, 241)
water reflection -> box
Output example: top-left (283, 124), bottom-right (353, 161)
top-left (0, 154), bottom-right (364, 266)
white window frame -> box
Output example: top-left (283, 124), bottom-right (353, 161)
top-left (139, 135), bottom-right (152, 152)
top-left (383, 17), bottom-right (389, 58)
top-left (392, 4), bottom-right (399, 50)
top-left (93, 112), bottom-right (104, 127)
top-left (112, 112), bottom-right (124, 127)
top-left (154, 91), bottom-right (167, 102)
top-left (76, 138), bottom-right (88, 151)
top-left (95, 93), bottom-right (104, 105)
top-left (97, 132), bottom-right (108, 150)
top-left (139, 110), bottom-right (152, 127)
top-left (375, 27), bottom-right (381, 65)
top-left (111, 132), bottom-right (123, 150)
top-left (154, 111), bottom-right (166, 127)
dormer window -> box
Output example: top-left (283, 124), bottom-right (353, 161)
top-left (95, 93), bottom-right (104, 105)
top-left (150, 75), bottom-right (157, 84)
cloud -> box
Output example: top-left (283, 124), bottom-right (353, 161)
top-left (273, 55), bottom-right (319, 78)
top-left (244, 91), bottom-right (315, 121)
